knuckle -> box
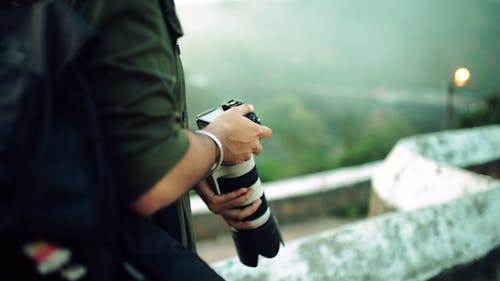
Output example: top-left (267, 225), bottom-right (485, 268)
top-left (226, 210), bottom-right (238, 218)
top-left (212, 195), bottom-right (223, 204)
top-left (256, 126), bottom-right (264, 135)
top-left (228, 202), bottom-right (239, 210)
top-left (237, 195), bottom-right (250, 204)
top-left (237, 197), bottom-right (248, 206)
top-left (253, 146), bottom-right (263, 155)
top-left (236, 212), bottom-right (247, 220)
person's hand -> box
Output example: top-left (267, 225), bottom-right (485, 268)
top-left (203, 104), bottom-right (272, 164)
top-left (195, 179), bottom-right (262, 229)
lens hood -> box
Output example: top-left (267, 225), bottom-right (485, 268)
top-left (231, 211), bottom-right (284, 267)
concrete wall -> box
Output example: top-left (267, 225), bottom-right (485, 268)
top-left (371, 125), bottom-right (500, 213)
top-left (210, 125), bottom-right (500, 280)
top-left (191, 162), bottom-right (379, 240)
top-left (212, 184), bottom-right (500, 281)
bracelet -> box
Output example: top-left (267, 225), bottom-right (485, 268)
top-left (195, 130), bottom-right (224, 175)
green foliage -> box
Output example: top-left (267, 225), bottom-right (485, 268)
top-left (256, 96), bottom-right (339, 182)
top-left (255, 95), bottom-right (419, 181)
top-left (256, 159), bottom-right (290, 183)
top-left (338, 109), bottom-right (416, 166)
top-left (459, 95), bottom-right (500, 128)
top-left (190, 93), bottom-right (443, 183)
top-left (344, 206), bottom-right (360, 219)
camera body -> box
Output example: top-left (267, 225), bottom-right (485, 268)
top-left (196, 99), bottom-right (283, 267)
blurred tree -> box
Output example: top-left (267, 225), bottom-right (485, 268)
top-left (459, 95), bottom-right (500, 128)
top-left (257, 96), bottom-right (339, 181)
top-left (339, 109), bottom-right (416, 166)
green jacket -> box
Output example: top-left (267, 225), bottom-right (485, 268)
top-left (75, 0), bottom-right (196, 252)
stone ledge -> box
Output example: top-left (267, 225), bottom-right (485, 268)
top-left (192, 162), bottom-right (379, 240)
top-left (212, 184), bottom-right (500, 281)
top-left (372, 125), bottom-right (500, 213)
top-left (191, 161), bottom-right (380, 215)
top-left (193, 180), bottom-right (371, 240)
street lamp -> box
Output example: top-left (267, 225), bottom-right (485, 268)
top-left (446, 67), bottom-right (471, 129)
top-left (454, 68), bottom-right (471, 87)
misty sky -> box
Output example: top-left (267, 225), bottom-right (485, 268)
top-left (177, 0), bottom-right (500, 96)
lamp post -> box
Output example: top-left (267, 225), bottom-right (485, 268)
top-left (446, 67), bottom-right (471, 129)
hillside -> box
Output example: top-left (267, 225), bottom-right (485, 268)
top-left (176, 0), bottom-right (500, 181)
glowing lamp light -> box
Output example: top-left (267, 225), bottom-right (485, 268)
top-left (454, 67), bottom-right (471, 87)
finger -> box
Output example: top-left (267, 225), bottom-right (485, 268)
top-left (221, 187), bottom-right (256, 208)
top-left (229, 103), bottom-right (254, 116)
top-left (195, 181), bottom-right (241, 210)
top-left (211, 188), bottom-right (255, 213)
top-left (242, 152), bottom-right (252, 162)
top-left (224, 218), bottom-right (254, 230)
top-left (258, 125), bottom-right (273, 139)
top-left (202, 188), bottom-right (252, 215)
top-left (214, 187), bottom-right (249, 205)
top-left (223, 199), bottom-right (262, 221)
top-left (197, 180), bottom-right (248, 204)
top-left (252, 142), bottom-right (263, 155)
top-left (236, 199), bottom-right (262, 220)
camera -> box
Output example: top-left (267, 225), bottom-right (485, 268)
top-left (196, 99), bottom-right (283, 267)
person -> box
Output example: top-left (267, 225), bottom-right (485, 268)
top-left (73, 0), bottom-right (272, 279)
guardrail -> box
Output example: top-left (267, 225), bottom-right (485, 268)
top-left (191, 162), bottom-right (380, 240)
top-left (212, 185), bottom-right (500, 281)
top-left (210, 125), bottom-right (500, 280)
top-left (371, 124), bottom-right (500, 214)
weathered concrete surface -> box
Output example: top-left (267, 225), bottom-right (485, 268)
top-left (209, 126), bottom-right (500, 279)
top-left (191, 161), bottom-right (380, 215)
top-left (371, 125), bottom-right (500, 213)
top-left (193, 180), bottom-right (370, 240)
top-left (212, 184), bottom-right (500, 281)
top-left (191, 162), bottom-right (379, 240)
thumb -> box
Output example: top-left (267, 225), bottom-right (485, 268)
top-left (230, 104), bottom-right (254, 116)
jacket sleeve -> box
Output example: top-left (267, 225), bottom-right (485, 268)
top-left (75, 0), bottom-right (189, 205)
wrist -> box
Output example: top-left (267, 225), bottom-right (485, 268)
top-left (195, 130), bottom-right (223, 175)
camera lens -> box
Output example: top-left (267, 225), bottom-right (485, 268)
top-left (196, 99), bottom-right (283, 267)
top-left (210, 155), bottom-right (283, 266)
top-left (215, 158), bottom-right (269, 229)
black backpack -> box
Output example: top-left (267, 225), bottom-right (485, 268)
top-left (0, 1), bottom-right (226, 280)
top-left (0, 1), bottom-right (118, 280)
